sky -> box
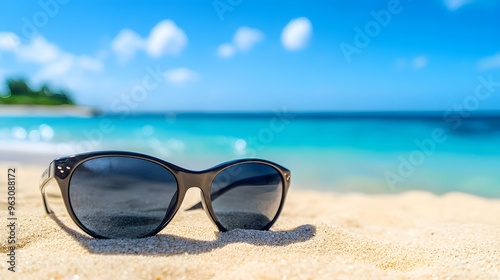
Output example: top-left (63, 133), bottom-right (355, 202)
top-left (0, 0), bottom-right (499, 112)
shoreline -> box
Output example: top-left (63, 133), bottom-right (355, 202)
top-left (0, 104), bottom-right (99, 117)
top-left (2, 106), bottom-right (500, 119)
top-left (1, 156), bottom-right (500, 198)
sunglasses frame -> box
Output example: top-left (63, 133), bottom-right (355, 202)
top-left (40, 151), bottom-right (291, 239)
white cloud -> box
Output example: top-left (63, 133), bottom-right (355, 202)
top-left (0, 35), bottom-right (103, 92)
top-left (6, 35), bottom-right (103, 73)
top-left (33, 54), bottom-right (103, 84)
top-left (145, 20), bottom-right (187, 58)
top-left (478, 53), bottom-right (500, 70)
top-left (0, 32), bottom-right (20, 51)
top-left (111, 29), bottom-right (144, 63)
top-left (281, 17), bottom-right (312, 51)
top-left (164, 68), bottom-right (199, 85)
top-left (77, 55), bottom-right (104, 72)
top-left (412, 55), bottom-right (428, 70)
top-left (217, 43), bottom-right (236, 58)
top-left (444, 0), bottom-right (471, 10)
top-left (34, 55), bottom-right (74, 81)
top-left (232, 27), bottom-right (264, 52)
top-left (0, 34), bottom-right (61, 66)
top-left (33, 56), bottom-right (104, 92)
top-left (15, 36), bottom-right (60, 64)
top-left (216, 26), bottom-right (264, 58)
top-left (111, 20), bottom-right (187, 62)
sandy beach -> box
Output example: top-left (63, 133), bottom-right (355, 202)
top-left (0, 164), bottom-right (499, 279)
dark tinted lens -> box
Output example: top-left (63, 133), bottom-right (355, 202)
top-left (210, 163), bottom-right (283, 230)
top-left (69, 157), bottom-right (178, 238)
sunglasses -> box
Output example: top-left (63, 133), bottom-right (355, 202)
top-left (39, 151), bottom-right (291, 239)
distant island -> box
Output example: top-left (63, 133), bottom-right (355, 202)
top-left (0, 78), bottom-right (74, 106)
top-left (0, 78), bottom-right (100, 116)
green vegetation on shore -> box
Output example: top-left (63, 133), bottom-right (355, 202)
top-left (0, 78), bottom-right (75, 106)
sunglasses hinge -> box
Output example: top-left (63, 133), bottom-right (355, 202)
top-left (54, 159), bottom-right (73, 179)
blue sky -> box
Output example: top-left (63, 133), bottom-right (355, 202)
top-left (0, 0), bottom-right (499, 112)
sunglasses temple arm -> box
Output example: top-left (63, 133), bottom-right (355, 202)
top-left (185, 174), bottom-right (276, 211)
top-left (39, 162), bottom-right (55, 214)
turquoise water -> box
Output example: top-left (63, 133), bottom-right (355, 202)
top-left (1, 113), bottom-right (499, 197)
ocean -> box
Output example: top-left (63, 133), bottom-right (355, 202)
top-left (1, 112), bottom-right (499, 197)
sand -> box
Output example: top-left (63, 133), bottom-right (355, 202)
top-left (0, 164), bottom-right (499, 279)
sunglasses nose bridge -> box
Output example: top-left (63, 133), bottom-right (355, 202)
top-left (178, 170), bottom-right (212, 192)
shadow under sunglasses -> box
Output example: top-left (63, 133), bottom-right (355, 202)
top-left (48, 213), bottom-right (316, 256)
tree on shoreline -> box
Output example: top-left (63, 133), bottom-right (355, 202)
top-left (0, 78), bottom-right (75, 105)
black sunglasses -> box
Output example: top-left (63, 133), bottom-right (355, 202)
top-left (39, 151), bottom-right (291, 239)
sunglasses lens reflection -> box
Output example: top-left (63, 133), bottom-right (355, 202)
top-left (210, 163), bottom-right (284, 230)
top-left (69, 157), bottom-right (178, 238)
